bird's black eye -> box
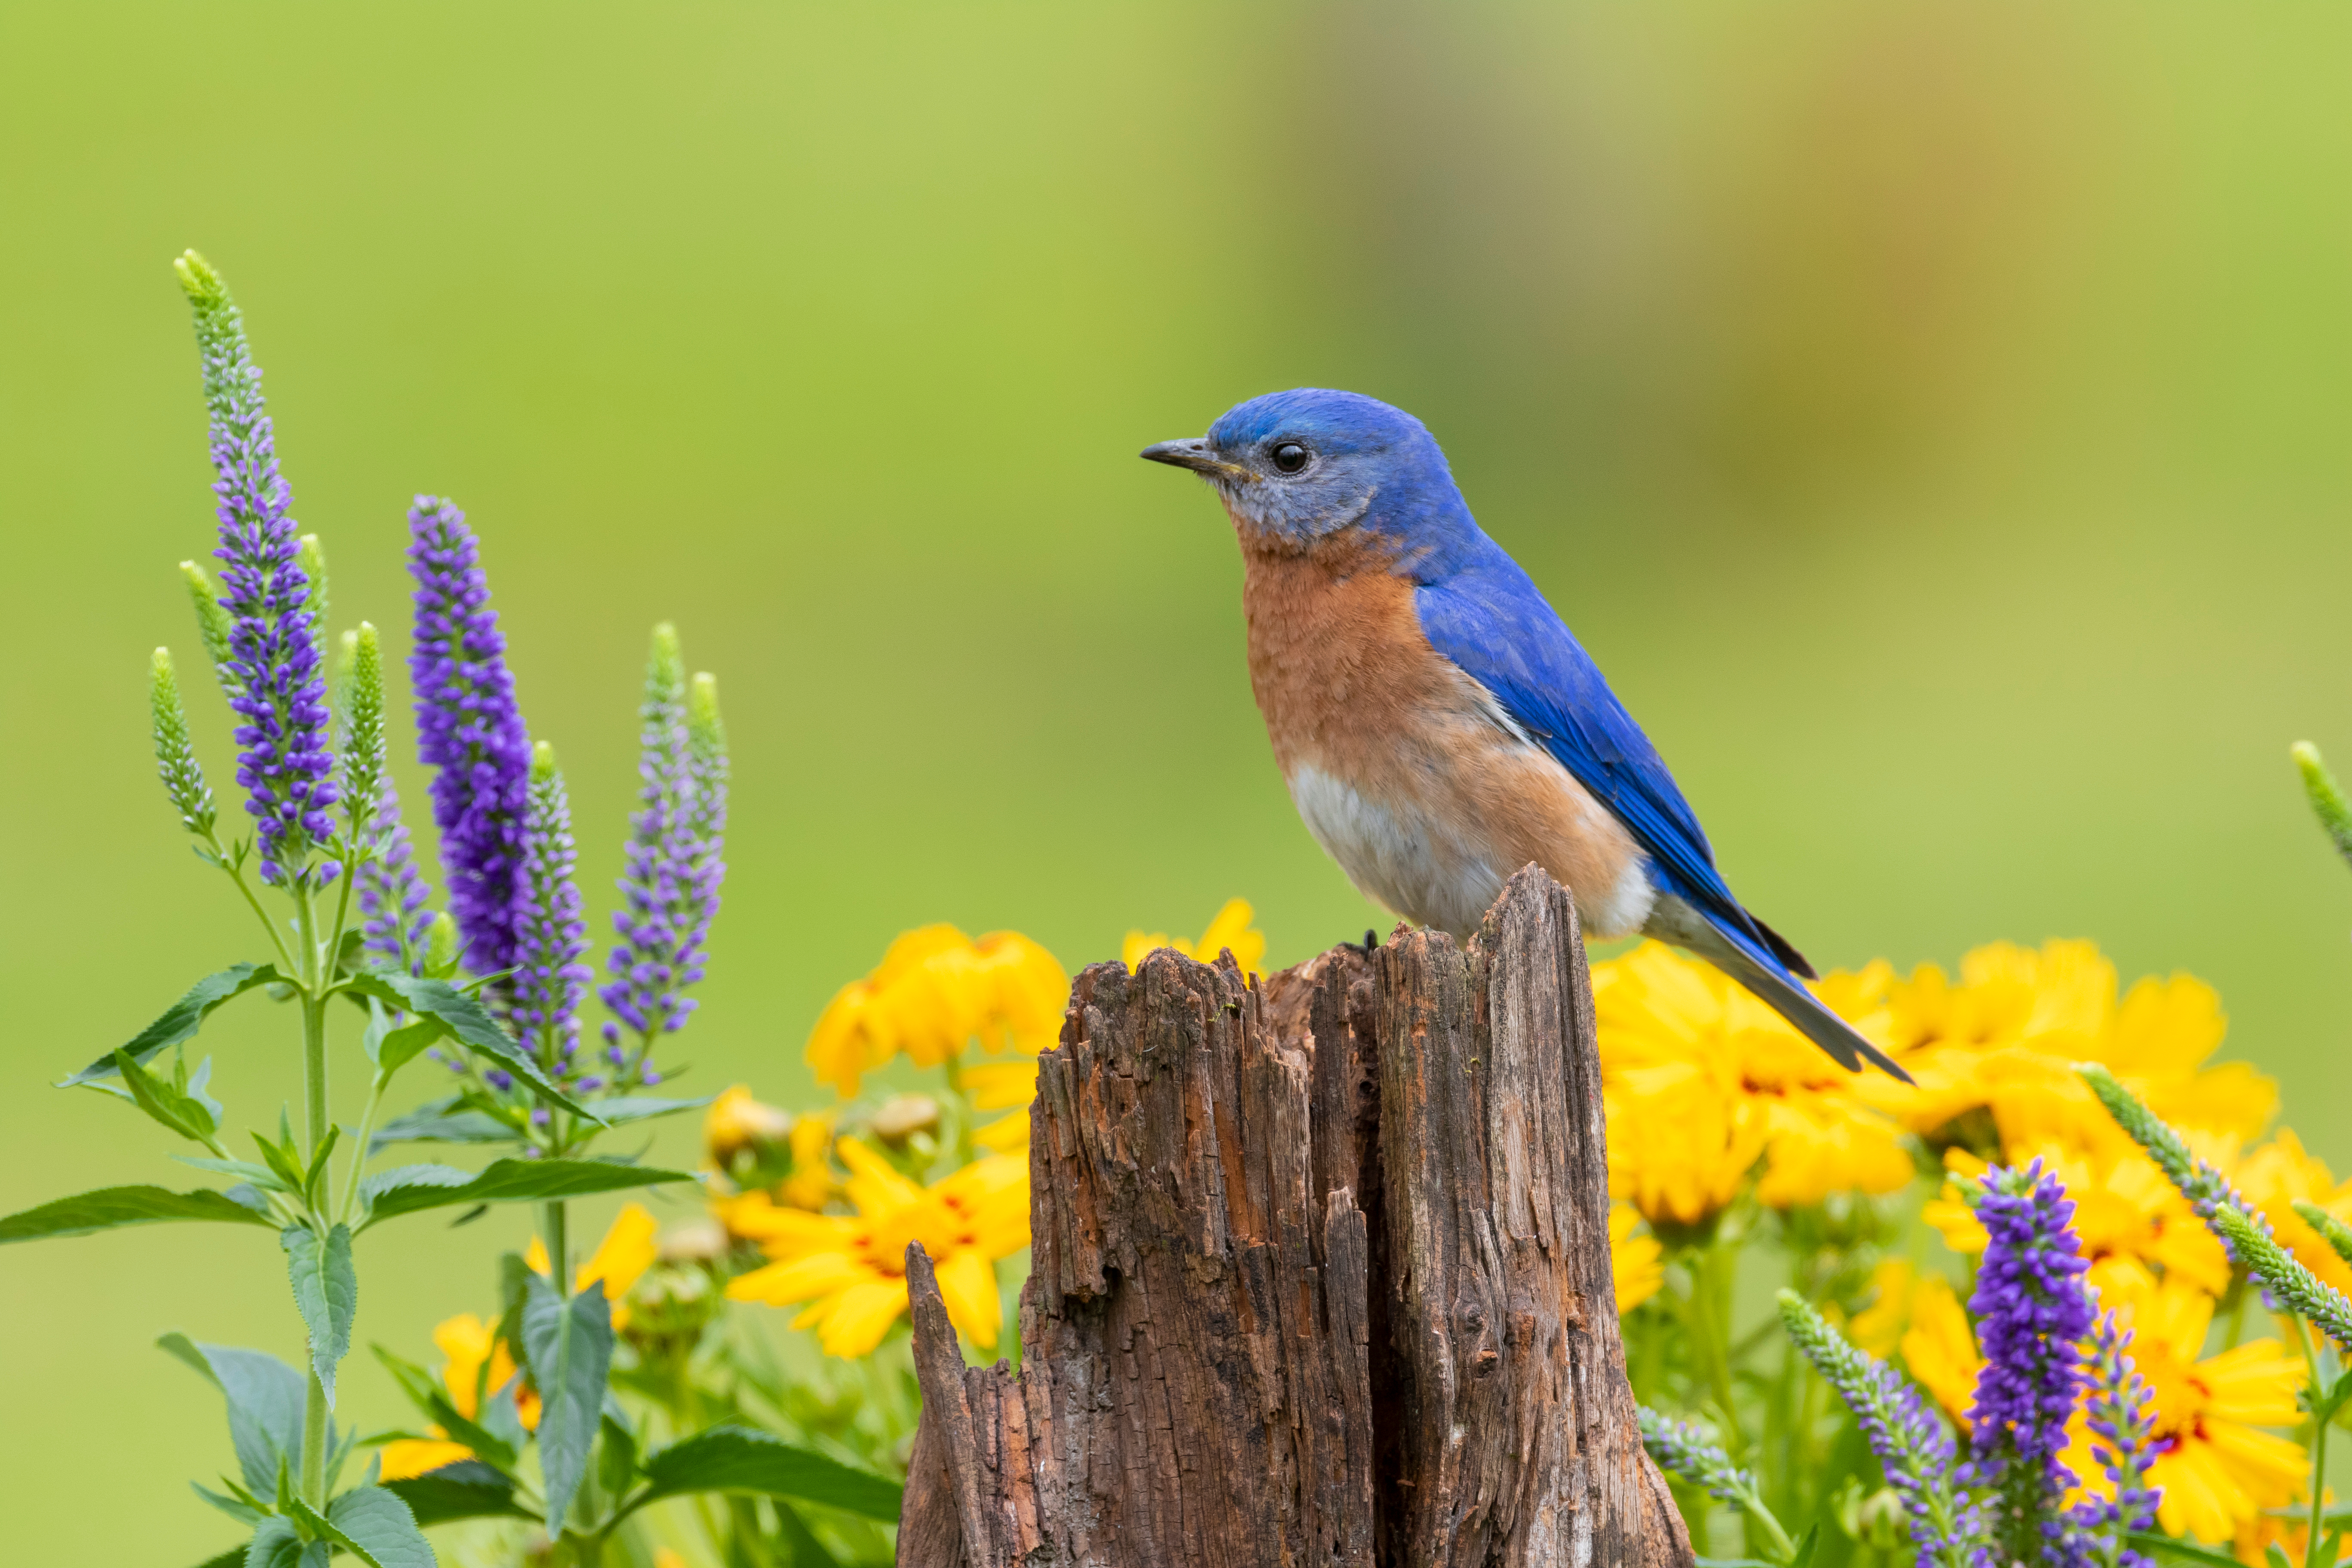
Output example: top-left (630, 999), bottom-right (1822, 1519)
top-left (1271, 442), bottom-right (1310, 474)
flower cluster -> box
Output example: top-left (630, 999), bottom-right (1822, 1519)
top-left (177, 252), bottom-right (337, 882)
top-left (805, 924), bottom-right (1072, 1100)
top-left (508, 743), bottom-right (594, 1081)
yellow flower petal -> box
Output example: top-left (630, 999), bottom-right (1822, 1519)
top-left (1608, 1202), bottom-right (1662, 1313)
top-left (934, 1247), bottom-right (1002, 1350)
top-left (816, 1278), bottom-right (912, 1357)
top-left (578, 1202), bottom-right (661, 1301)
top-left (375, 1437), bottom-right (474, 1482)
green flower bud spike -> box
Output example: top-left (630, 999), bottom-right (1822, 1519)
top-left (178, 559), bottom-right (237, 691)
top-left (149, 647), bottom-right (216, 839)
top-left (689, 670), bottom-right (725, 763)
top-left (2292, 1199), bottom-right (2352, 1271)
top-left (2293, 741), bottom-right (2352, 872)
top-left (340, 623), bottom-right (386, 841)
top-left (424, 911), bottom-right (460, 975)
top-left (297, 532), bottom-right (328, 640)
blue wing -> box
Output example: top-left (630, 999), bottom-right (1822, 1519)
top-left (1411, 545), bottom-right (1774, 958)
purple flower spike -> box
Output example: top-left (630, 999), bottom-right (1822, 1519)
top-left (2067, 1308), bottom-right (2161, 1568)
top-left (600, 628), bottom-right (728, 1082)
top-left (510, 743), bottom-right (592, 1066)
top-left (1963, 1161), bottom-right (2099, 1568)
top-left (175, 253), bottom-right (337, 883)
top-left (407, 498), bottom-right (532, 981)
top-left (356, 775), bottom-right (436, 971)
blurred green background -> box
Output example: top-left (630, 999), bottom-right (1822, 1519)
top-left (8, 1), bottom-right (2352, 1557)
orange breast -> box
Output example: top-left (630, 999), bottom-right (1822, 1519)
top-left (1237, 527), bottom-right (1651, 937)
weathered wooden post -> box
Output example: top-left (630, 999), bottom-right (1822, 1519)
top-left (897, 867), bottom-right (1693, 1568)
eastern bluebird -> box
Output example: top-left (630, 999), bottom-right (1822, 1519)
top-left (1143, 388), bottom-right (1907, 1080)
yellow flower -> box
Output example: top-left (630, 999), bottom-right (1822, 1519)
top-left (1834, 941), bottom-right (2273, 1149)
top-left (807, 926), bottom-right (1071, 1097)
top-left (375, 1431), bottom-right (473, 1482)
top-left (778, 1111), bottom-right (837, 1211)
top-left (1898, 1275), bottom-right (1979, 1427)
top-left (1596, 942), bottom-right (1911, 1226)
top-left (2235, 1513), bottom-right (2352, 1566)
top-left (1610, 1202), bottom-right (1662, 1312)
top-left (653, 1551), bottom-right (689, 1568)
top-left (727, 1139), bottom-right (1030, 1357)
top-left (432, 1312), bottom-right (525, 1424)
top-left (704, 1084), bottom-right (793, 1166)
top-left (527, 1203), bottom-right (662, 1332)
top-left (1926, 1142), bottom-right (2230, 1300)
top-left (2064, 1270), bottom-right (2306, 1543)
top-left (1123, 897), bottom-right (1268, 981)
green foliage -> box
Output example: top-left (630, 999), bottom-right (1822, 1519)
top-left (285, 1486), bottom-right (431, 1568)
top-left (2295, 1199), bottom-right (2352, 1268)
top-left (341, 970), bottom-right (602, 1118)
top-left (159, 1335), bottom-right (308, 1498)
top-left (106, 1046), bottom-right (224, 1145)
top-left (59, 963), bottom-right (289, 1086)
top-left (524, 1276), bottom-right (617, 1533)
top-left (356, 1157), bottom-right (696, 1229)
top-left (371, 1346), bottom-right (520, 1473)
top-left (150, 647), bottom-right (217, 838)
top-left (584, 1093), bottom-right (717, 1126)
top-left (0, 1184), bottom-right (272, 1243)
top-left (366, 1097), bottom-right (517, 1151)
top-left (282, 1223), bottom-right (357, 1405)
top-left (381, 1460), bottom-right (530, 1526)
top-left (630, 1424), bottom-right (907, 1522)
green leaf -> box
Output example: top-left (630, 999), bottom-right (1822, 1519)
top-left (586, 1093), bottom-right (717, 1126)
top-left (1788, 1524), bottom-right (1820, 1568)
top-left (158, 1334), bottom-right (306, 1497)
top-left (368, 1098), bottom-right (518, 1152)
top-left (190, 1480), bottom-right (264, 1527)
top-left (0, 1184), bottom-right (273, 1243)
top-left (284, 1486), bottom-right (432, 1568)
top-left (244, 1515), bottom-right (330, 1568)
top-left (774, 1500), bottom-right (846, 1568)
top-left (174, 1155), bottom-right (294, 1194)
top-left (358, 1158), bottom-right (697, 1230)
top-left (252, 1131), bottom-right (310, 1196)
top-left (343, 971), bottom-right (600, 1119)
top-left (383, 1459), bottom-right (533, 1526)
top-left (185, 1547), bottom-right (247, 1568)
top-left (110, 1047), bottom-right (219, 1142)
top-left (301, 1125), bottom-right (342, 1204)
top-left (523, 1276), bottom-right (615, 1532)
top-left (283, 1224), bottom-right (358, 1406)
top-left (375, 1018), bottom-right (446, 1076)
top-left (60, 962), bottom-right (288, 1085)
top-left (599, 1405), bottom-right (640, 1500)
top-left (630, 1425), bottom-right (904, 1521)
top-left (2130, 1536), bottom-right (2245, 1568)
top-left (369, 1345), bottom-right (518, 1472)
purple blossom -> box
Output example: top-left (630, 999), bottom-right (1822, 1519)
top-left (2067, 1308), bottom-right (2161, 1568)
top-left (356, 774), bottom-right (435, 970)
top-left (1964, 1161), bottom-right (2099, 1568)
top-left (178, 254), bottom-right (336, 883)
top-left (509, 744), bottom-right (592, 1067)
top-left (600, 632), bottom-right (727, 1081)
top-left (407, 498), bottom-right (532, 981)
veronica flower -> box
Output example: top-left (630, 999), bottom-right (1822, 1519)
top-left (509, 743), bottom-right (591, 1072)
top-left (1964, 1161), bottom-right (2099, 1568)
top-left (1780, 1289), bottom-right (1981, 1568)
top-left (148, 648), bottom-right (216, 840)
top-left (2066, 1308), bottom-right (2160, 1568)
top-left (175, 251), bottom-right (336, 884)
top-left (600, 627), bottom-right (728, 1086)
top-left (407, 497), bottom-right (531, 981)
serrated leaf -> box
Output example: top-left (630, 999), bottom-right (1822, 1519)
top-left (358, 1158), bottom-right (696, 1230)
top-left (301, 1126), bottom-right (342, 1202)
top-left (1789, 1525), bottom-right (1821, 1568)
top-left (61, 962), bottom-right (288, 1085)
top-left (251, 1131), bottom-right (310, 1195)
top-left (629, 1424), bottom-right (904, 1521)
top-left (175, 1155), bottom-right (295, 1193)
top-left (159, 1334), bottom-right (306, 1496)
top-left (111, 1047), bottom-right (216, 1141)
top-left (523, 1276), bottom-right (614, 1532)
top-left (368, 1098), bottom-right (518, 1152)
top-left (384, 1458), bottom-right (531, 1526)
top-left (343, 971), bottom-right (598, 1119)
top-left (245, 1515), bottom-right (329, 1568)
top-left (187, 1547), bottom-right (247, 1568)
top-left (283, 1224), bottom-right (358, 1407)
top-left (0, 1184), bottom-right (276, 1243)
top-left (599, 1405), bottom-right (640, 1500)
top-left (190, 1479), bottom-right (264, 1526)
top-left (585, 1094), bottom-right (717, 1126)
top-left (284, 1486), bottom-right (432, 1568)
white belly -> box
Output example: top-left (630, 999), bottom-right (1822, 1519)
top-left (1288, 762), bottom-right (1657, 940)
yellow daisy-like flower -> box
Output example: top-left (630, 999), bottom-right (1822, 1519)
top-left (806, 926), bottom-right (1070, 1097)
top-left (1609, 1202), bottom-right (1663, 1312)
top-left (727, 1139), bottom-right (1030, 1357)
top-left (1832, 941), bottom-right (2274, 1150)
top-left (1846, 1258), bottom-right (1979, 1425)
top-left (2237, 1130), bottom-right (2352, 1303)
top-left (2064, 1269), bottom-right (2306, 1544)
top-left (704, 1084), bottom-right (793, 1166)
top-left (1595, 942), bottom-right (1911, 1226)
top-left (1923, 1142), bottom-right (2230, 1300)
top-left (375, 1431), bottom-right (475, 1483)
top-left (1123, 897), bottom-right (1268, 982)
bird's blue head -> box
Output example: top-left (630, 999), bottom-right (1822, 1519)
top-left (1142, 389), bottom-right (1478, 561)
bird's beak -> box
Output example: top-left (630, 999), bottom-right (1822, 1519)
top-left (1140, 438), bottom-right (1253, 482)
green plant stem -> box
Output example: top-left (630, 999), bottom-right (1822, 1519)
top-left (1690, 1242), bottom-right (1744, 1458)
top-left (219, 853), bottom-right (298, 973)
top-left (1738, 1488), bottom-right (1798, 1565)
top-left (292, 877), bottom-right (333, 1510)
top-left (545, 1199), bottom-right (570, 1297)
top-left (323, 832), bottom-right (359, 981)
top-left (2291, 1315), bottom-right (2330, 1568)
top-left (338, 1070), bottom-right (389, 1224)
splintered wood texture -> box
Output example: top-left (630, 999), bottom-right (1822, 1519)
top-left (899, 867), bottom-right (1692, 1568)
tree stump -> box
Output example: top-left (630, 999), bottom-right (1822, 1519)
top-left (897, 866), bottom-right (1693, 1568)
